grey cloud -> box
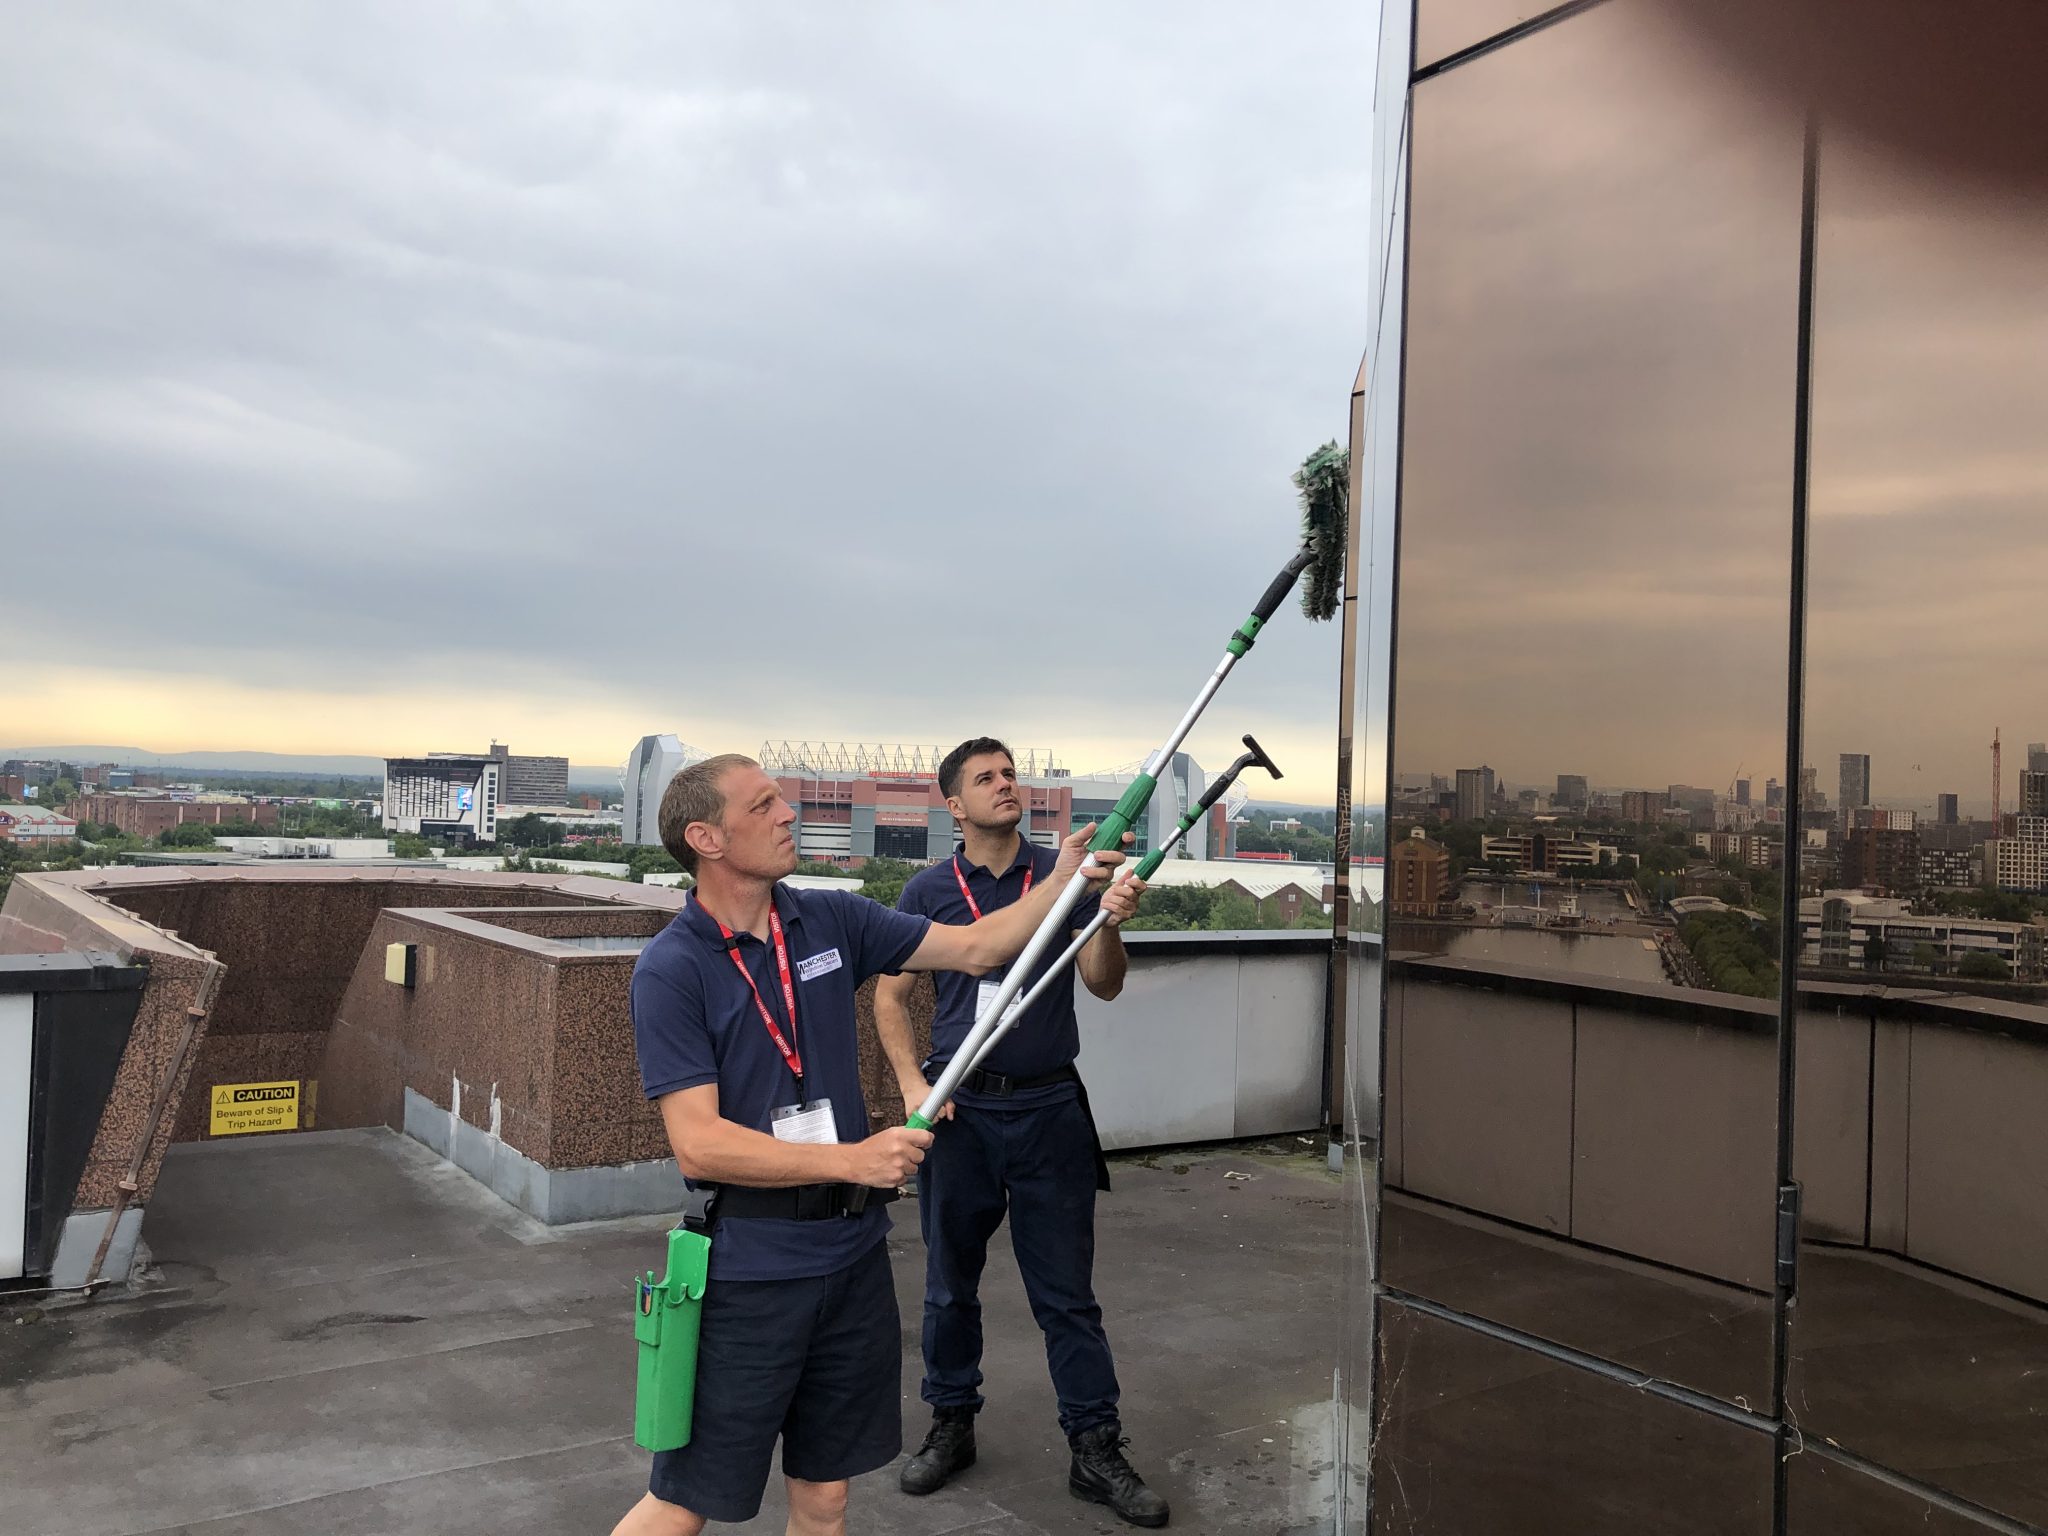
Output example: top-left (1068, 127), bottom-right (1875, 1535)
top-left (0, 3), bottom-right (1366, 758)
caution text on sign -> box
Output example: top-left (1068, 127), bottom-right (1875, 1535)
top-left (209, 1080), bottom-right (300, 1136)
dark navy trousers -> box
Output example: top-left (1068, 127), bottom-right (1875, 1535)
top-left (916, 1093), bottom-right (1121, 1437)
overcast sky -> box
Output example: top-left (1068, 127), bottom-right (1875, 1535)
top-left (0, 5), bottom-right (1373, 793)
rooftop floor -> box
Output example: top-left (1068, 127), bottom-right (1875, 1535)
top-left (1, 1129), bottom-right (1344, 1535)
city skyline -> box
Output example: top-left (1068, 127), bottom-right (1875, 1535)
top-left (0, 689), bottom-right (1364, 804)
top-left (1395, 730), bottom-right (2037, 820)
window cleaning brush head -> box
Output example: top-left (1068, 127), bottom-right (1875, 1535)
top-left (1293, 440), bottom-right (1349, 623)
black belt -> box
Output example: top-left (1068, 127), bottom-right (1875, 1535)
top-left (944, 1062), bottom-right (1111, 1194)
top-left (682, 1182), bottom-right (897, 1233)
top-left (959, 1061), bottom-right (1080, 1098)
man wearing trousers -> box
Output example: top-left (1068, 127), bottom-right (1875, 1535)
top-left (875, 737), bottom-right (1169, 1528)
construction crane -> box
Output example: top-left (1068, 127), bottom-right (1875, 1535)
top-left (1992, 727), bottom-right (2003, 831)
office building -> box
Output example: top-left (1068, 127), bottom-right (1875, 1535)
top-left (1838, 753), bottom-right (1872, 816)
top-left (1938, 792), bottom-right (1960, 825)
top-left (2022, 769), bottom-right (2048, 818)
top-left (1555, 773), bottom-right (1589, 811)
top-left (1985, 819), bottom-right (2048, 892)
top-left (621, 735), bottom-right (697, 847)
top-left (480, 744), bottom-right (569, 806)
top-left (1841, 824), bottom-right (1921, 895)
top-left (1733, 778), bottom-right (1750, 807)
top-left (1797, 763), bottom-right (1829, 813)
top-left (1453, 765), bottom-right (1495, 823)
top-left (1919, 846), bottom-right (1975, 888)
top-left (1388, 830), bottom-right (1452, 916)
top-left (1479, 832), bottom-right (1616, 875)
top-left (2030, 742), bottom-right (2048, 775)
top-left (412, 744), bottom-right (566, 810)
top-left (1619, 789), bottom-right (1668, 824)
top-left (1801, 892), bottom-right (2043, 981)
top-left (382, 756), bottom-right (500, 844)
top-left (1692, 831), bottom-right (1780, 869)
top-left (71, 795), bottom-right (282, 839)
top-left (1666, 784), bottom-right (1716, 819)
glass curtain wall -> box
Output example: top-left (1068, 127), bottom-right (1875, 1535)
top-left (1335, 0), bottom-right (1418, 1525)
top-left (1350, 2), bottom-right (2048, 1534)
top-left (1787, 48), bottom-right (2048, 1536)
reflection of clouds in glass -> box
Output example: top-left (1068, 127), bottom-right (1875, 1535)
top-left (1393, 0), bottom-right (1799, 789)
top-left (1805, 135), bottom-right (2048, 808)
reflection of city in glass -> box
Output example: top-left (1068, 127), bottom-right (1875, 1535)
top-left (1377, 0), bottom-right (1799, 1431)
top-left (1787, 93), bottom-right (2048, 1534)
top-left (1357, 1), bottom-right (2048, 1530)
top-left (1389, 766), bottom-right (1790, 996)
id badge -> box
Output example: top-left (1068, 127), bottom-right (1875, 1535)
top-left (772, 1099), bottom-right (838, 1145)
top-left (975, 978), bottom-right (1025, 1027)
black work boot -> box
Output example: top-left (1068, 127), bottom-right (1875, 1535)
top-left (1068, 1423), bottom-right (1170, 1527)
top-left (900, 1407), bottom-right (977, 1495)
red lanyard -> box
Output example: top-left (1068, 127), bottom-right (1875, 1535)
top-left (952, 853), bottom-right (1031, 922)
top-left (708, 900), bottom-right (802, 1087)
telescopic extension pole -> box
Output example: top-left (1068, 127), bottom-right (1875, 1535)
top-left (932, 735), bottom-right (1283, 1082)
top-left (907, 548), bottom-right (1317, 1131)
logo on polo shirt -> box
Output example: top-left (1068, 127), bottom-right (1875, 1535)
top-left (796, 948), bottom-right (843, 982)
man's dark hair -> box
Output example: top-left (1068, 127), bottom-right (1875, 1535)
top-left (938, 737), bottom-right (1015, 800)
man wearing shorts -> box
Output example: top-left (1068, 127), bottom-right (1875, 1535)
top-left (609, 753), bottom-right (1137, 1535)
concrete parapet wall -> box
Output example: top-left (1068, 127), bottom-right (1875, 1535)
top-left (1384, 957), bottom-right (2048, 1303)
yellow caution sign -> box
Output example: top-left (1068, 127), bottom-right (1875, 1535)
top-left (209, 1080), bottom-right (300, 1136)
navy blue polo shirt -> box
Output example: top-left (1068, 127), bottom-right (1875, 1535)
top-left (631, 884), bottom-right (932, 1282)
top-left (897, 839), bottom-right (1100, 1111)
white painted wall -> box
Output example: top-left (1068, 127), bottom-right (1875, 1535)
top-left (1077, 941), bottom-right (1325, 1150)
top-left (0, 994), bottom-right (33, 1280)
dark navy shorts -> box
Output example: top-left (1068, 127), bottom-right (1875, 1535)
top-left (649, 1236), bottom-right (902, 1523)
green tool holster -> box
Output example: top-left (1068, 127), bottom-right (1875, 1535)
top-left (633, 1188), bottom-right (715, 1453)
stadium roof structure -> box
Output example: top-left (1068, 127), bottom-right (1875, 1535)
top-left (756, 741), bottom-right (1064, 778)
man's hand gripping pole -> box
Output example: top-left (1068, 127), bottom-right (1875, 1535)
top-left (905, 541), bottom-right (1316, 1131)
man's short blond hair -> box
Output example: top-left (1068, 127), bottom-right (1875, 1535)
top-left (658, 754), bottom-right (760, 875)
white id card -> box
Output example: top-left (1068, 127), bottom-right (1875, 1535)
top-left (975, 979), bottom-right (1025, 1026)
top-left (771, 1099), bottom-right (838, 1145)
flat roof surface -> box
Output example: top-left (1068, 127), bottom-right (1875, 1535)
top-left (2, 1128), bottom-right (1343, 1535)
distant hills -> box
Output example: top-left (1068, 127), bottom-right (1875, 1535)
top-left (1241, 798), bottom-right (1358, 816)
top-left (3, 746), bottom-right (1361, 806)
top-left (1, 745), bottom-right (621, 787)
